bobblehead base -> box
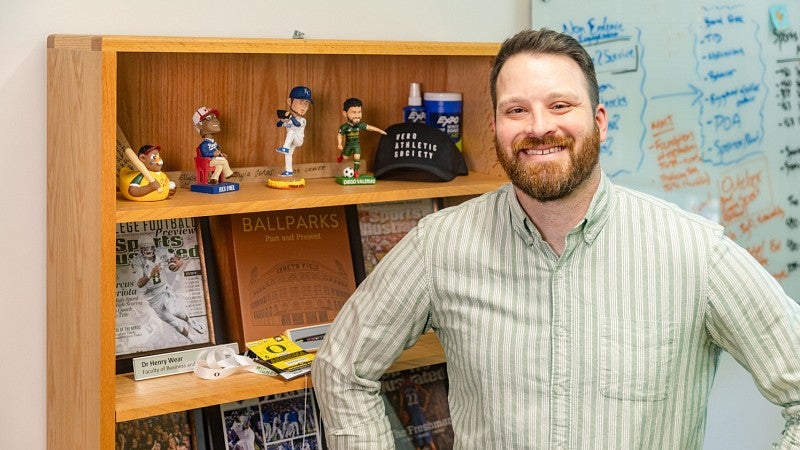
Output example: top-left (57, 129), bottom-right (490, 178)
top-left (335, 174), bottom-right (376, 185)
top-left (266, 175), bottom-right (306, 189)
top-left (190, 181), bottom-right (240, 194)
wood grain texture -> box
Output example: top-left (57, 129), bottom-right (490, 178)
top-left (114, 52), bottom-right (496, 175)
top-left (47, 35), bottom-right (503, 448)
top-left (115, 173), bottom-right (506, 223)
top-left (48, 35), bottom-right (499, 56)
top-left (115, 332), bottom-right (444, 422)
top-left (47, 46), bottom-right (113, 450)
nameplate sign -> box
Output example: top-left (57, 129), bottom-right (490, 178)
top-left (133, 343), bottom-right (240, 381)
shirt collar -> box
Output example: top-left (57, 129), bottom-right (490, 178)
top-left (506, 171), bottom-right (615, 247)
top-left (582, 171), bottom-right (613, 245)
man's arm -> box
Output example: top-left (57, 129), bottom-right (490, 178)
top-left (198, 141), bottom-right (214, 158)
top-left (336, 127), bottom-right (345, 150)
top-left (312, 227), bottom-right (433, 449)
top-left (418, 384), bottom-right (431, 410)
top-left (366, 124), bottom-right (387, 135)
top-left (705, 236), bottom-right (800, 449)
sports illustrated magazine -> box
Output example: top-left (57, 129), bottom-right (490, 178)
top-left (115, 218), bottom-right (213, 358)
top-left (381, 362), bottom-right (454, 450)
top-left (357, 199), bottom-right (437, 275)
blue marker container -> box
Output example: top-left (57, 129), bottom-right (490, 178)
top-left (424, 92), bottom-right (463, 150)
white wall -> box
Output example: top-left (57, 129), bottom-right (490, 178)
top-left (0, 1), bottom-right (783, 449)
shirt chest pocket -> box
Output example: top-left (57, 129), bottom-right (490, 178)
top-left (599, 319), bottom-right (677, 402)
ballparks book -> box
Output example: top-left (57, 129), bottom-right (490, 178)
top-left (381, 362), bottom-right (454, 450)
top-left (356, 199), bottom-right (438, 276)
top-left (114, 218), bottom-right (214, 363)
top-left (214, 206), bottom-right (357, 345)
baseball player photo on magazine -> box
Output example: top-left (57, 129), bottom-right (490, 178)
top-left (114, 217), bottom-right (214, 370)
top-left (381, 363), bottom-right (454, 450)
top-left (219, 388), bottom-right (323, 450)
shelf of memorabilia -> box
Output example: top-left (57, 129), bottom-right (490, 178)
top-left (47, 34), bottom-right (502, 449)
top-left (116, 173), bottom-right (505, 223)
top-left (116, 332), bottom-right (444, 422)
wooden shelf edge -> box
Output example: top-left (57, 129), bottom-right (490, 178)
top-left (115, 173), bottom-right (507, 223)
top-left (48, 34), bottom-right (500, 56)
top-left (116, 332), bottom-right (444, 422)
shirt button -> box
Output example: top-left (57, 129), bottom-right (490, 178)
top-left (553, 385), bottom-right (566, 396)
top-left (554, 327), bottom-right (566, 337)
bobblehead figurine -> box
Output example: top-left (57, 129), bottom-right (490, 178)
top-left (119, 144), bottom-right (177, 201)
top-left (191, 106), bottom-right (240, 194)
top-left (268, 85), bottom-right (314, 189)
top-left (335, 97), bottom-right (386, 185)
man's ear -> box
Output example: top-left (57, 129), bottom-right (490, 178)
top-left (595, 104), bottom-right (609, 142)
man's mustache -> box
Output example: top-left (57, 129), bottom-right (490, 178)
top-left (512, 135), bottom-right (574, 152)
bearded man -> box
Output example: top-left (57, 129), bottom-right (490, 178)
top-left (312, 28), bottom-right (800, 450)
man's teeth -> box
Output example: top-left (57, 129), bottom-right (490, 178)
top-left (523, 147), bottom-right (563, 155)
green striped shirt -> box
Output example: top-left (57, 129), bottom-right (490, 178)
top-left (312, 173), bottom-right (800, 449)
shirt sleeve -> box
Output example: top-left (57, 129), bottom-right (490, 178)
top-left (704, 235), bottom-right (800, 448)
top-left (311, 225), bottom-right (434, 449)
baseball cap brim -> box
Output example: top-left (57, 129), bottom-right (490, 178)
top-left (199, 108), bottom-right (219, 120)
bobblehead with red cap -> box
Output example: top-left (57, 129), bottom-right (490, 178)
top-left (193, 106), bottom-right (220, 132)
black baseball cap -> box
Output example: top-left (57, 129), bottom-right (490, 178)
top-left (373, 122), bottom-right (468, 182)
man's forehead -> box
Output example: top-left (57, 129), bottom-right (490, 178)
top-left (497, 54), bottom-right (589, 95)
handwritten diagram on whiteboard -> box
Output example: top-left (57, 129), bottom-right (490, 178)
top-left (533, 1), bottom-right (800, 298)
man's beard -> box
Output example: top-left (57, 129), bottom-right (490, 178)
top-left (495, 127), bottom-right (600, 202)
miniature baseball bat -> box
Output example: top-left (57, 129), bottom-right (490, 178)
top-left (116, 123), bottom-right (162, 191)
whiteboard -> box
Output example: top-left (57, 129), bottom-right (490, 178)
top-left (533, 1), bottom-right (800, 300)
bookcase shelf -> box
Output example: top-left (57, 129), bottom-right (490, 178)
top-left (116, 332), bottom-right (444, 422)
top-left (116, 173), bottom-right (505, 223)
top-left (47, 34), bottom-right (502, 449)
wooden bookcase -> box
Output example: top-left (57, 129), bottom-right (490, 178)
top-left (46, 35), bottom-right (505, 449)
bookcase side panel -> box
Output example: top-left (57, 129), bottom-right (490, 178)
top-left (47, 46), bottom-right (112, 450)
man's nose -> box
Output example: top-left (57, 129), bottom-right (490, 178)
top-left (524, 108), bottom-right (556, 137)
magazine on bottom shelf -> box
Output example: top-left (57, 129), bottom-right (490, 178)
top-left (381, 362), bottom-right (454, 450)
top-left (115, 218), bottom-right (214, 366)
top-left (355, 198), bottom-right (438, 278)
top-left (116, 410), bottom-right (197, 450)
top-left (220, 388), bottom-right (322, 450)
